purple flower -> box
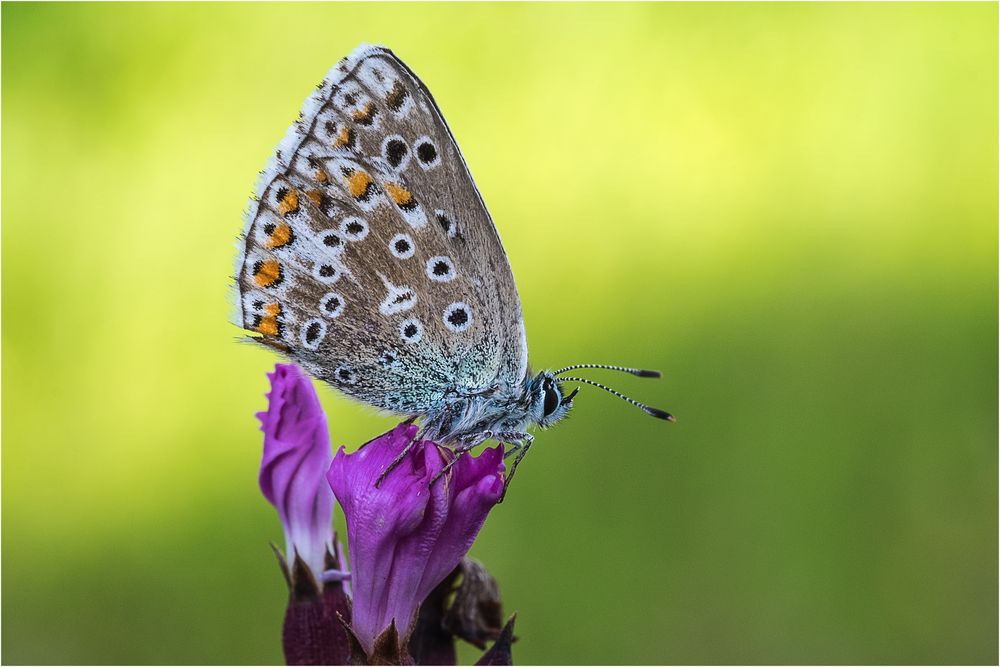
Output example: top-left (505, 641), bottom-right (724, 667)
top-left (258, 364), bottom-right (351, 666)
top-left (258, 363), bottom-right (336, 585)
top-left (255, 364), bottom-right (512, 664)
top-left (327, 423), bottom-right (505, 657)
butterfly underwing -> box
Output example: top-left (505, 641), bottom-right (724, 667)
top-left (234, 44), bottom-right (671, 482)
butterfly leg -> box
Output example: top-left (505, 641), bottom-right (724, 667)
top-left (375, 428), bottom-right (423, 488)
top-left (497, 432), bottom-right (533, 503)
top-left (428, 435), bottom-right (489, 488)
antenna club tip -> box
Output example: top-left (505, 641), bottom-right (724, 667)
top-left (634, 369), bottom-right (662, 378)
top-left (645, 407), bottom-right (676, 422)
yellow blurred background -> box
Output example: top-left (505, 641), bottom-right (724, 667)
top-left (3, 2), bottom-right (996, 664)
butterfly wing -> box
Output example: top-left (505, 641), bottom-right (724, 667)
top-left (235, 44), bottom-right (528, 414)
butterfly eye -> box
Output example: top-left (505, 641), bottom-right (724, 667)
top-left (542, 379), bottom-right (560, 417)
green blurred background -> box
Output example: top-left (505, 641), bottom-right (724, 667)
top-left (3, 2), bottom-right (997, 664)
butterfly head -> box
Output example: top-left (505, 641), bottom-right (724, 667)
top-left (526, 371), bottom-right (579, 429)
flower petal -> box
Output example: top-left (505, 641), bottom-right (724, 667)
top-left (328, 427), bottom-right (505, 657)
top-left (416, 446), bottom-right (504, 600)
top-left (258, 363), bottom-right (335, 581)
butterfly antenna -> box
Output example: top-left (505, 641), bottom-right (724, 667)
top-left (553, 364), bottom-right (661, 378)
top-left (558, 376), bottom-right (675, 422)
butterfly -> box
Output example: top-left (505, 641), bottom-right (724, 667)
top-left (234, 44), bottom-right (672, 491)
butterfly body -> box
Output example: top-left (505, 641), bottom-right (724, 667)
top-left (419, 370), bottom-right (575, 446)
top-left (234, 44), bottom-right (669, 473)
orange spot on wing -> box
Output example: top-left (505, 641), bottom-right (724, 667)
top-left (306, 189), bottom-right (323, 207)
top-left (385, 182), bottom-right (414, 208)
top-left (257, 316), bottom-right (279, 336)
top-left (266, 223), bottom-right (292, 249)
top-left (333, 127), bottom-right (353, 149)
top-left (351, 102), bottom-right (377, 125)
top-left (315, 168), bottom-right (329, 183)
top-left (345, 170), bottom-right (374, 199)
top-left (277, 189), bottom-right (299, 216)
top-left (254, 259), bottom-right (282, 288)
top-left (254, 303), bottom-right (282, 337)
